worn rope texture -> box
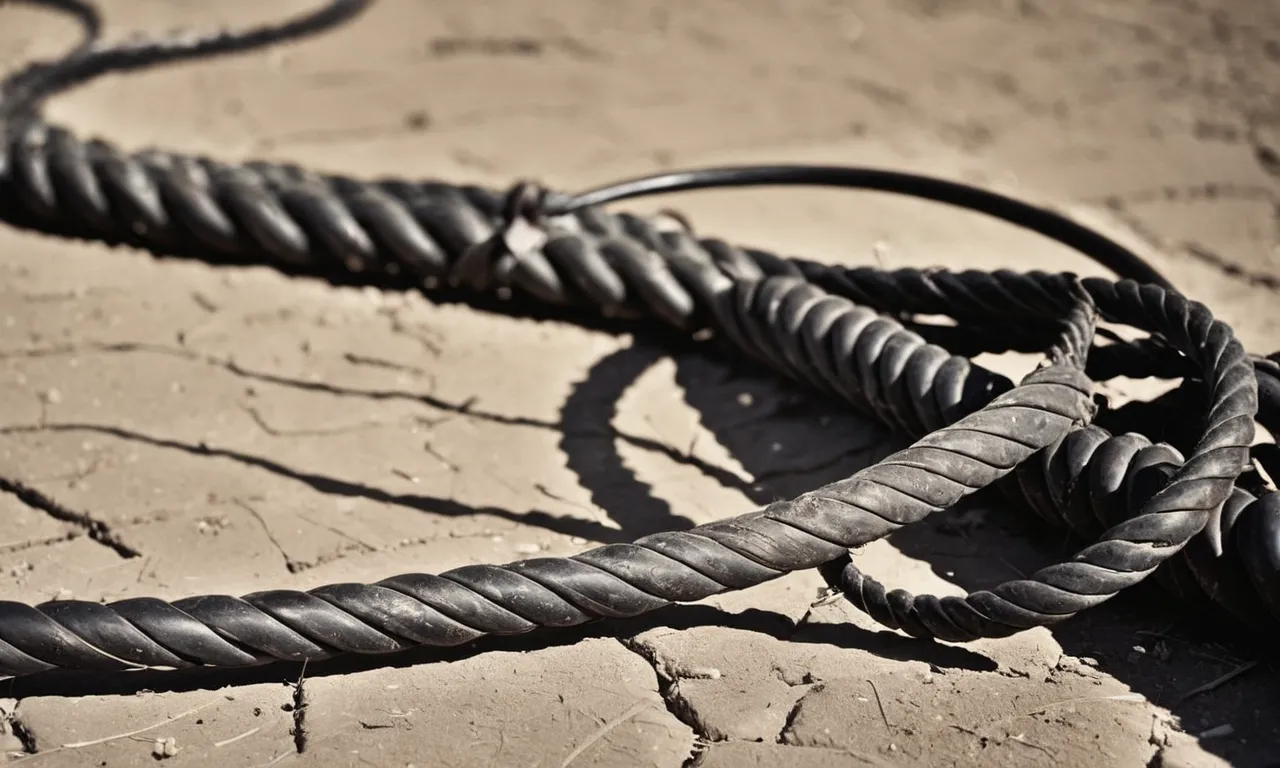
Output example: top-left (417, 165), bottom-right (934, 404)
top-left (0, 3), bottom-right (1274, 675)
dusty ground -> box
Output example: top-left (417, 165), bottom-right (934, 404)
top-left (0, 0), bottom-right (1278, 766)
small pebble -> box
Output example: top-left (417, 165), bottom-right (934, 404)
top-left (152, 736), bottom-right (179, 759)
top-left (515, 543), bottom-right (540, 555)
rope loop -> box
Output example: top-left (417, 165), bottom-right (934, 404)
top-left (0, 0), bottom-right (1274, 678)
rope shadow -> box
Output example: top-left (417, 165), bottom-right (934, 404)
top-left (0, 335), bottom-right (752, 547)
top-left (0, 421), bottom-right (625, 544)
top-left (4, 257), bottom-right (1274, 762)
top-left (647, 347), bottom-right (1280, 765)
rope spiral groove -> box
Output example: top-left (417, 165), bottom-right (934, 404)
top-left (0, 0), bottom-right (1274, 678)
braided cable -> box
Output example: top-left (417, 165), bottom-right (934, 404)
top-left (819, 279), bottom-right (1259, 639)
top-left (0, 275), bottom-right (1095, 674)
top-left (0, 1), bottom-right (1274, 676)
top-left (0, 122), bottom-right (1276, 669)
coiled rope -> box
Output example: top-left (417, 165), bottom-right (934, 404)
top-left (0, 0), bottom-right (1275, 677)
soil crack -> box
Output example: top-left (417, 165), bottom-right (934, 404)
top-left (0, 479), bottom-right (139, 558)
top-left (290, 669), bottom-right (309, 754)
top-left (618, 637), bottom-right (712, 768)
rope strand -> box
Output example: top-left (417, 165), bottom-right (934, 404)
top-left (0, 0), bottom-right (1274, 677)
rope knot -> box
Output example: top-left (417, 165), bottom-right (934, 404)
top-left (449, 180), bottom-right (557, 292)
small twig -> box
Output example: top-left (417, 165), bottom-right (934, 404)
top-left (1176, 661), bottom-right (1260, 705)
top-left (11, 699), bottom-right (219, 761)
top-left (295, 513), bottom-right (377, 554)
top-left (213, 726), bottom-right (262, 748)
top-left (558, 701), bottom-right (651, 768)
top-left (868, 680), bottom-right (892, 732)
top-left (422, 440), bottom-right (460, 472)
top-left (233, 499), bottom-right (298, 574)
top-left (1006, 734), bottom-right (1056, 757)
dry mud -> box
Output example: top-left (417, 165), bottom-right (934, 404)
top-left (0, 1), bottom-right (1278, 766)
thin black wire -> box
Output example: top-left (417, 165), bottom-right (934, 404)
top-left (538, 165), bottom-right (1175, 291)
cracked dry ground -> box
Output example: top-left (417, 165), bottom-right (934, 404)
top-left (2, 0), bottom-right (1280, 766)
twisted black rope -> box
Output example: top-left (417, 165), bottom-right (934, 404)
top-left (0, 1), bottom-right (1274, 677)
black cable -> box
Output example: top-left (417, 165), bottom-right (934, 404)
top-left (538, 165), bottom-right (1174, 291)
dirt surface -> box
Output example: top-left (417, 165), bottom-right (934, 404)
top-left (1, 0), bottom-right (1279, 766)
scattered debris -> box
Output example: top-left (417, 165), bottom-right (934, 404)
top-left (1176, 660), bottom-right (1260, 705)
top-left (212, 726), bottom-right (261, 748)
top-left (150, 736), bottom-right (179, 759)
top-left (1197, 724), bottom-right (1235, 740)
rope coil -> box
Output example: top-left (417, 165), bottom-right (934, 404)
top-left (0, 0), bottom-right (1275, 678)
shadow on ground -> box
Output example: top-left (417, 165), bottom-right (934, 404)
top-left (654, 341), bottom-right (1280, 768)
top-left (3, 259), bottom-right (1277, 766)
